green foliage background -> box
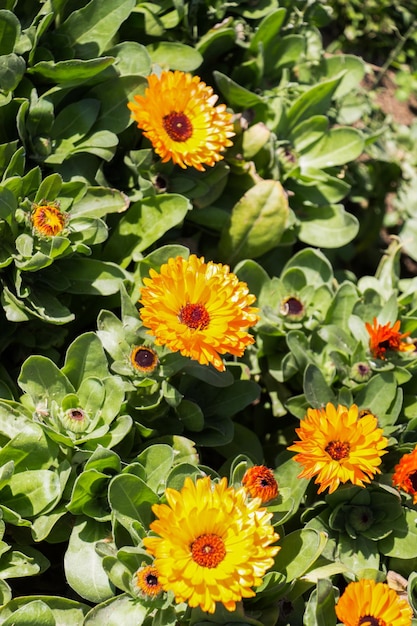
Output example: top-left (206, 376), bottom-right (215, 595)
top-left (0, 0), bottom-right (417, 624)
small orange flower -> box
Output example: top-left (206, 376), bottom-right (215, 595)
top-left (128, 70), bottom-right (235, 171)
top-left (287, 403), bottom-right (388, 494)
top-left (365, 317), bottom-right (414, 360)
top-left (135, 565), bottom-right (163, 597)
top-left (31, 201), bottom-right (67, 237)
top-left (392, 447), bottom-right (417, 503)
top-left (336, 579), bottom-right (412, 626)
top-left (242, 466), bottom-right (279, 503)
top-left (130, 345), bottom-right (159, 374)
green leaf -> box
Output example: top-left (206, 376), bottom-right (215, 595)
top-left (0, 546), bottom-right (50, 579)
top-left (219, 180), bottom-right (289, 264)
top-left (177, 399), bottom-right (205, 432)
top-left (1, 469), bottom-right (62, 518)
top-left (88, 75), bottom-right (147, 134)
top-left (304, 364), bottom-right (336, 408)
top-left (338, 534), bottom-right (380, 577)
top-left (203, 380), bottom-right (261, 419)
top-left (264, 34), bottom-right (305, 76)
top-left (290, 115), bottom-right (329, 152)
top-left (18, 356), bottom-right (75, 407)
top-left (56, 258), bottom-right (129, 295)
top-left (108, 474), bottom-right (158, 530)
top-left (304, 579), bottom-right (336, 626)
top-left (66, 469), bottom-right (111, 517)
top-left (214, 70), bottom-right (266, 109)
top-left (0, 10), bottom-right (19, 55)
top-left (51, 99), bottom-right (100, 142)
top-left (65, 518), bottom-right (115, 603)
top-left (70, 186), bottom-right (129, 219)
top-left (285, 75), bottom-right (344, 132)
top-left (0, 53), bottom-right (25, 92)
top-left (104, 194), bottom-right (191, 265)
top-left (0, 596), bottom-right (89, 626)
top-left (27, 57), bottom-right (115, 83)
top-left (321, 54), bottom-right (365, 99)
top-left (0, 423), bottom-right (58, 471)
top-left (34, 173), bottom-right (62, 203)
top-left (298, 204), bottom-right (359, 248)
top-left (62, 333), bottom-right (110, 390)
top-left (83, 594), bottom-right (147, 626)
top-left (274, 529), bottom-right (327, 582)
top-left (147, 42), bottom-right (203, 71)
top-left (56, 0), bottom-right (135, 58)
top-left (107, 42), bottom-right (151, 76)
top-left (299, 128), bottom-right (364, 169)
top-left (0, 600), bottom-right (55, 626)
top-left (249, 8), bottom-right (286, 53)
top-left (325, 282), bottom-right (358, 329)
top-left (136, 444), bottom-right (175, 492)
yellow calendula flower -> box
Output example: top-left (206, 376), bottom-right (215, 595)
top-left (336, 579), bottom-right (412, 626)
top-left (287, 403), bottom-right (388, 494)
top-left (127, 70), bottom-right (235, 171)
top-left (31, 201), bottom-right (67, 237)
top-left (143, 476), bottom-right (280, 614)
top-left (139, 255), bottom-right (259, 372)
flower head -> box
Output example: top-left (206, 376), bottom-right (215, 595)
top-left (143, 476), bottom-right (279, 614)
top-left (127, 70), bottom-right (235, 171)
top-left (130, 345), bottom-right (159, 374)
top-left (279, 295), bottom-right (305, 320)
top-left (139, 255), bottom-right (259, 372)
top-left (392, 446), bottom-right (417, 503)
top-left (242, 466), bottom-right (279, 503)
top-left (134, 565), bottom-right (163, 598)
top-left (335, 579), bottom-right (412, 626)
top-left (60, 407), bottom-right (89, 434)
top-left (31, 201), bottom-right (67, 237)
top-left (366, 318), bottom-right (414, 360)
top-left (287, 403), bottom-right (388, 494)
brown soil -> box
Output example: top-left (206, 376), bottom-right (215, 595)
top-left (365, 67), bottom-right (417, 126)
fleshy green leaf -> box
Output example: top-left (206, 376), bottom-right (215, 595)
top-left (219, 180), bottom-right (289, 264)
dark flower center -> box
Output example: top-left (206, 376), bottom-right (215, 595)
top-left (68, 409), bottom-right (85, 421)
top-left (280, 296), bottom-right (304, 318)
top-left (163, 111), bottom-right (193, 142)
top-left (348, 505), bottom-right (374, 532)
top-left (131, 346), bottom-right (158, 372)
top-left (358, 615), bottom-right (385, 626)
top-left (325, 440), bottom-right (350, 461)
top-left (191, 533), bottom-right (226, 568)
top-left (145, 573), bottom-right (159, 587)
top-left (409, 470), bottom-right (417, 493)
top-left (179, 303), bottom-right (210, 330)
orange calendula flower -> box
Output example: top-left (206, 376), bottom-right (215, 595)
top-left (336, 579), bottom-right (412, 626)
top-left (392, 446), bottom-right (417, 503)
top-left (365, 317), bottom-right (414, 360)
top-left (134, 565), bottom-right (163, 597)
top-left (287, 403), bottom-right (388, 494)
top-left (130, 345), bottom-right (159, 374)
top-left (139, 255), bottom-right (259, 372)
top-left (31, 201), bottom-right (67, 237)
top-left (127, 70), bottom-right (235, 171)
top-left (242, 465), bottom-right (279, 503)
top-left (143, 476), bottom-right (280, 614)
